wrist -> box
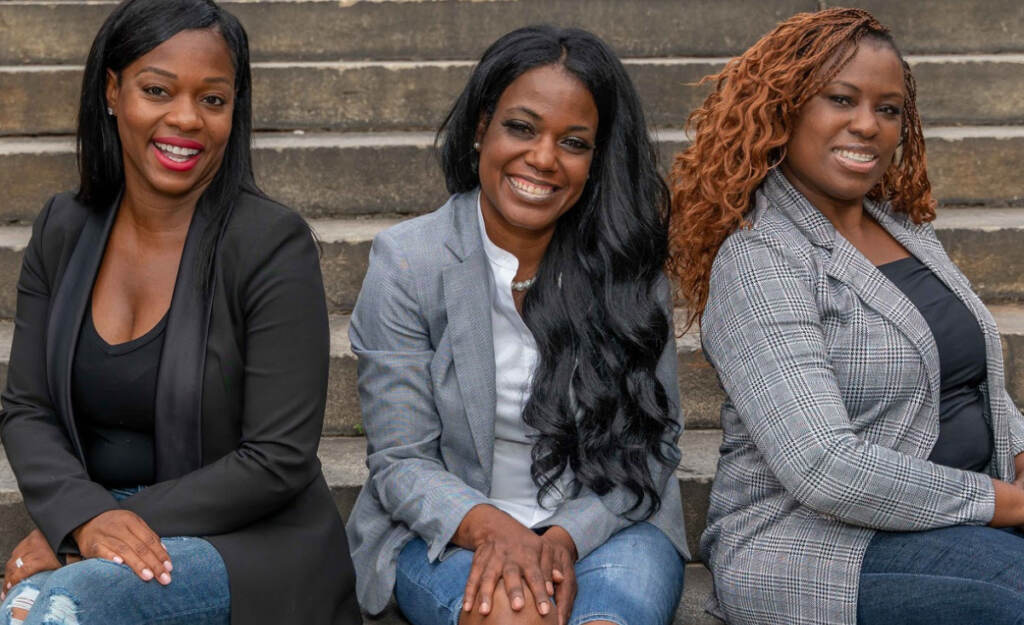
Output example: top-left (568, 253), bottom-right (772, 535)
top-left (543, 525), bottom-right (578, 561)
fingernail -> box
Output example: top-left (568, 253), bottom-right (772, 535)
top-left (481, 601), bottom-right (489, 612)
top-left (159, 573), bottom-right (171, 584)
top-left (142, 568), bottom-right (154, 580)
top-left (113, 556), bottom-right (124, 564)
top-left (463, 602), bottom-right (471, 612)
top-left (163, 560), bottom-right (173, 572)
top-left (512, 597), bottom-right (523, 609)
top-left (540, 602), bottom-right (550, 615)
top-left (547, 581), bottom-right (554, 595)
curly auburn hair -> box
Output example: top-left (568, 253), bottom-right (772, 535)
top-left (668, 7), bottom-right (936, 328)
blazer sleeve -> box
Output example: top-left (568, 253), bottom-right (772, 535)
top-left (702, 226), bottom-right (995, 531)
top-left (0, 197), bottom-right (119, 553)
top-left (540, 275), bottom-right (683, 560)
top-left (119, 210), bottom-right (328, 536)
top-left (349, 232), bottom-right (492, 562)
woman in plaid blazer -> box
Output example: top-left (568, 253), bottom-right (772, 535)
top-left (670, 9), bottom-right (1024, 625)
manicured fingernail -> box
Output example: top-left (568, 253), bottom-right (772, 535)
top-left (512, 597), bottom-right (523, 609)
top-left (547, 581), bottom-right (554, 595)
top-left (163, 560), bottom-right (173, 572)
top-left (463, 601), bottom-right (471, 612)
top-left (113, 556), bottom-right (124, 564)
top-left (480, 601), bottom-right (489, 612)
top-left (540, 601), bottom-right (550, 615)
top-left (159, 573), bottom-right (171, 584)
top-left (142, 568), bottom-right (154, 580)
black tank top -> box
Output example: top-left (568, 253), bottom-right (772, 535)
top-left (878, 256), bottom-right (991, 472)
top-left (71, 308), bottom-right (166, 487)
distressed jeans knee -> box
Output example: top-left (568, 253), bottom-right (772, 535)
top-left (3, 584), bottom-right (41, 625)
top-left (35, 592), bottom-right (79, 625)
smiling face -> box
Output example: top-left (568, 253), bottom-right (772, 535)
top-left (106, 28), bottom-right (235, 204)
top-left (476, 64), bottom-right (598, 245)
top-left (781, 39), bottom-right (906, 214)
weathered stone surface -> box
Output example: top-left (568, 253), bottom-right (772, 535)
top-left (4, 130), bottom-right (1023, 225)
top-left (5, 57), bottom-right (1022, 136)
top-left (0, 0), bottom-right (815, 65)
top-left (5, 0), bottom-right (1023, 66)
top-left (824, 0), bottom-right (1024, 54)
top-left (935, 209), bottom-right (1024, 302)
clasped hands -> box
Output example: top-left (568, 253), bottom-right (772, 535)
top-left (2, 510), bottom-right (172, 600)
top-left (456, 505), bottom-right (578, 625)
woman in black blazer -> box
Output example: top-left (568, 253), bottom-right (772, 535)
top-left (0, 1), bottom-right (358, 624)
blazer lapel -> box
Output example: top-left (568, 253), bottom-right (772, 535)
top-left (442, 192), bottom-right (496, 482)
top-left (154, 206), bottom-right (223, 481)
top-left (46, 197), bottom-right (119, 462)
top-left (868, 204), bottom-right (1013, 477)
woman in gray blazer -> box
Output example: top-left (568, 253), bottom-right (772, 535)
top-left (670, 8), bottom-right (1024, 625)
top-left (348, 26), bottom-right (687, 625)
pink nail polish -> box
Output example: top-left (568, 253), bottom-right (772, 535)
top-left (160, 573), bottom-right (171, 584)
top-left (113, 556), bottom-right (124, 564)
top-left (164, 560), bottom-right (173, 572)
top-left (142, 568), bottom-right (153, 580)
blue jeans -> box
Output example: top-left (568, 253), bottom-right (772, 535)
top-left (395, 522), bottom-right (685, 625)
top-left (0, 488), bottom-right (229, 625)
top-left (858, 525), bottom-right (1024, 624)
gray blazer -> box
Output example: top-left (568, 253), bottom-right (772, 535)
top-left (700, 169), bottom-right (1024, 625)
top-left (346, 191), bottom-right (689, 614)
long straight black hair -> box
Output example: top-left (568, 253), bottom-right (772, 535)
top-left (76, 0), bottom-right (259, 287)
top-left (439, 25), bottom-right (678, 518)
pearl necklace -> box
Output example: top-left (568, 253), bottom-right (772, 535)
top-left (510, 276), bottom-right (537, 292)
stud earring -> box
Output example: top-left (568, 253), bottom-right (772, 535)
top-left (473, 141), bottom-right (480, 150)
top-left (106, 106), bottom-right (115, 116)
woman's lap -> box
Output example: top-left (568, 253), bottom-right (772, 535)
top-left (1, 537), bottom-right (229, 625)
top-left (395, 522), bottom-right (685, 625)
top-left (858, 525), bottom-right (1024, 625)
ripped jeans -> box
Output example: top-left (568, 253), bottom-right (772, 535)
top-left (0, 488), bottom-right (229, 625)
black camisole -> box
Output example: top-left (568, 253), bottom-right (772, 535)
top-left (71, 309), bottom-right (166, 488)
top-left (877, 256), bottom-right (991, 471)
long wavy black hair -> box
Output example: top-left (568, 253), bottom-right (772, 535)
top-left (75, 0), bottom-right (259, 288)
top-left (439, 25), bottom-right (679, 518)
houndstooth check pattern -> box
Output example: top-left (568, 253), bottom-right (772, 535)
top-left (699, 169), bottom-right (1023, 625)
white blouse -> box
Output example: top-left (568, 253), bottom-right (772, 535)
top-left (477, 194), bottom-right (570, 527)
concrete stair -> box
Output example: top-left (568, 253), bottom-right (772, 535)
top-left (3, 129), bottom-right (1024, 224)
top-left (2, 2), bottom-right (1023, 624)
top-left (5, 55), bottom-right (1024, 136)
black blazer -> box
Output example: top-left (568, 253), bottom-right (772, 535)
top-left (0, 190), bottom-right (359, 625)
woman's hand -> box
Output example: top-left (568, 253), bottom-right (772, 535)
top-left (1, 529), bottom-right (61, 600)
top-left (540, 525), bottom-right (578, 625)
top-left (72, 510), bottom-right (172, 585)
top-left (455, 505), bottom-right (576, 624)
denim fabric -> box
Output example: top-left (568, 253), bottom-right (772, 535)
top-left (1, 488), bottom-right (229, 625)
top-left (395, 522), bottom-right (685, 625)
top-left (858, 525), bottom-right (1024, 625)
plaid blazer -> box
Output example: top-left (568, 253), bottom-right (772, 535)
top-left (700, 169), bottom-right (1024, 625)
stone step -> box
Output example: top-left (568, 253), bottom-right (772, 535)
top-left (1, 291), bottom-right (1023, 435)
top-left (2, 0), bottom-right (1021, 66)
top-left (5, 55), bottom-right (1023, 136)
top-left (3, 127), bottom-right (1024, 225)
top-left (0, 432), bottom-right (722, 624)
top-left (2, 206), bottom-right (1023, 321)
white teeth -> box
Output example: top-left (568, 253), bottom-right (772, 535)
top-left (835, 149), bottom-right (875, 163)
top-left (508, 176), bottom-right (555, 198)
top-left (154, 142), bottom-right (200, 158)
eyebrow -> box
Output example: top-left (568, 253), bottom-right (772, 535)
top-left (506, 105), bottom-right (593, 132)
top-left (135, 66), bottom-right (232, 85)
top-left (831, 80), bottom-right (904, 100)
